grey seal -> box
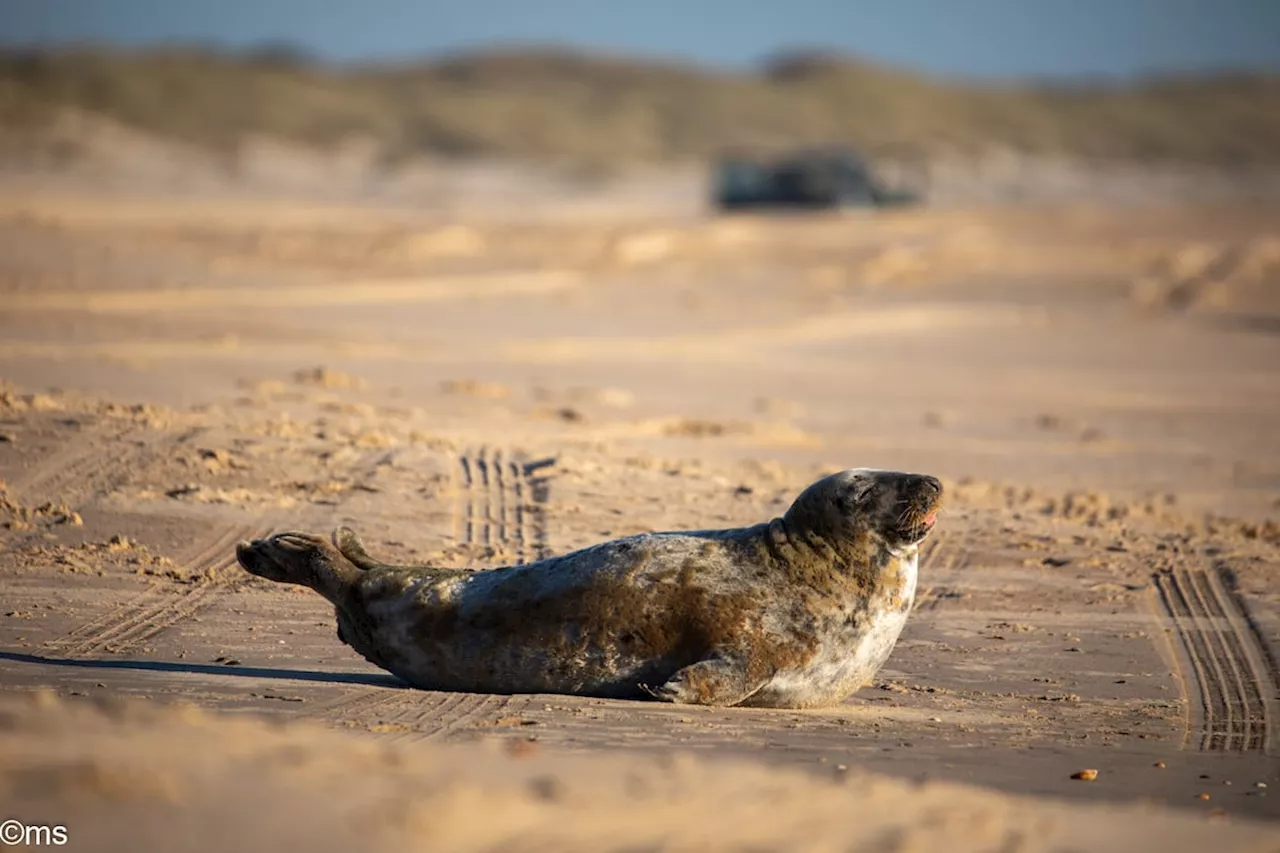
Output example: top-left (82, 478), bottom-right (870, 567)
top-left (235, 468), bottom-right (941, 708)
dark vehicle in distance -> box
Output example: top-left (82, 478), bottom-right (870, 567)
top-left (714, 147), bottom-right (922, 211)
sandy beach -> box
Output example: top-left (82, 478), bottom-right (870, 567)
top-left (1, 183), bottom-right (1278, 848)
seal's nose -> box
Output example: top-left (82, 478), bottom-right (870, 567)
top-left (235, 540), bottom-right (256, 567)
top-left (909, 474), bottom-right (942, 496)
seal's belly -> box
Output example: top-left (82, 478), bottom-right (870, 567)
top-left (352, 535), bottom-right (748, 696)
top-left (750, 551), bottom-right (918, 708)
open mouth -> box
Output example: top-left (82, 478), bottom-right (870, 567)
top-left (900, 507), bottom-right (938, 543)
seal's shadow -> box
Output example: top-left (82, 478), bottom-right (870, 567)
top-left (0, 650), bottom-right (407, 689)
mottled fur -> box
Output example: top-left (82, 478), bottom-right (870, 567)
top-left (235, 468), bottom-right (942, 708)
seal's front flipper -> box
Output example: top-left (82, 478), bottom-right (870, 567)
top-left (646, 652), bottom-right (765, 707)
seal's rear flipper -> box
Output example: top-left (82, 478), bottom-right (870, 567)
top-left (645, 651), bottom-right (766, 707)
top-left (334, 526), bottom-right (382, 571)
top-left (236, 532), bottom-right (362, 606)
top-left (333, 526), bottom-right (447, 573)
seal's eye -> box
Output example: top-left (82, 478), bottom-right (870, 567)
top-left (839, 482), bottom-right (873, 512)
top-left (851, 480), bottom-right (877, 505)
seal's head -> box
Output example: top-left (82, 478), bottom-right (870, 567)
top-left (236, 532), bottom-right (358, 602)
top-left (785, 468), bottom-right (942, 555)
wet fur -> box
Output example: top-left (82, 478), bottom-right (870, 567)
top-left (236, 469), bottom-right (941, 708)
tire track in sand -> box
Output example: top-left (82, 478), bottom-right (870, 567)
top-left (455, 447), bottom-right (553, 565)
top-left (46, 523), bottom-right (273, 658)
top-left (13, 420), bottom-right (276, 658)
top-left (1152, 566), bottom-right (1276, 752)
top-left (332, 692), bottom-right (532, 743)
top-left (308, 690), bottom-right (527, 742)
top-left (411, 693), bottom-right (531, 743)
top-left (9, 419), bottom-right (146, 509)
top-left (307, 687), bottom-right (404, 727)
top-left (913, 530), bottom-right (970, 613)
top-left (312, 449), bottom-right (554, 732)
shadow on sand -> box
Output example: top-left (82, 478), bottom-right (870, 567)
top-left (0, 650), bottom-right (406, 689)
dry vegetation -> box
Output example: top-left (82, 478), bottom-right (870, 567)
top-left (2, 46), bottom-right (1279, 171)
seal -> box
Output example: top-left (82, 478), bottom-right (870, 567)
top-left (235, 468), bottom-right (941, 708)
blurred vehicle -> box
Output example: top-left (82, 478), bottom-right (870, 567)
top-left (713, 146), bottom-right (922, 211)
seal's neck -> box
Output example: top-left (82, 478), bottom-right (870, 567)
top-left (887, 541), bottom-right (920, 560)
top-left (769, 516), bottom-right (863, 573)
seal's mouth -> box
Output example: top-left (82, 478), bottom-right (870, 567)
top-left (900, 517), bottom-right (936, 544)
top-left (896, 477), bottom-right (942, 544)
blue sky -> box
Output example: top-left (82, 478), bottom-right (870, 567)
top-left (1, 0), bottom-right (1278, 80)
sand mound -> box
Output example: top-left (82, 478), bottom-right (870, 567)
top-left (0, 693), bottom-right (1274, 853)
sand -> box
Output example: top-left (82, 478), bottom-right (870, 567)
top-left (1, 691), bottom-right (1277, 853)
top-left (1, 184), bottom-right (1278, 848)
